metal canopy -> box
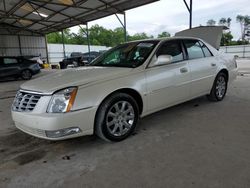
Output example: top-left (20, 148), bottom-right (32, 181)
top-left (0, 0), bottom-right (159, 35)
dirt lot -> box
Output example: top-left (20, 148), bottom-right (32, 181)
top-left (0, 62), bottom-right (250, 188)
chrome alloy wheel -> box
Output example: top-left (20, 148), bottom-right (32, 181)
top-left (215, 75), bottom-right (226, 98)
top-left (106, 101), bottom-right (135, 137)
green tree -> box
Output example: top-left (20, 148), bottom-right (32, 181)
top-left (207, 19), bottom-right (216, 26)
top-left (128, 32), bottom-right (153, 41)
top-left (46, 24), bottom-right (172, 47)
top-left (220, 32), bottom-right (233, 46)
top-left (46, 28), bottom-right (73, 44)
top-left (218, 17), bottom-right (232, 28)
top-left (46, 32), bottom-right (62, 43)
top-left (236, 15), bottom-right (250, 41)
top-left (157, 31), bottom-right (171, 38)
top-left (112, 27), bottom-right (126, 45)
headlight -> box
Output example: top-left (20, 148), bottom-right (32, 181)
top-left (47, 87), bottom-right (78, 113)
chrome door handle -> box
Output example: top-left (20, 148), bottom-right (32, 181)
top-left (180, 67), bottom-right (188, 73)
top-left (211, 63), bottom-right (216, 67)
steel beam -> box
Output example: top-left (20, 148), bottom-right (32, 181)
top-left (183, 0), bottom-right (193, 29)
top-left (115, 13), bottom-right (127, 42)
top-left (18, 35), bottom-right (22, 56)
top-left (86, 23), bottom-right (91, 63)
top-left (61, 30), bottom-right (66, 58)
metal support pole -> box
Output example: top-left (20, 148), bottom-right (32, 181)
top-left (183, 0), bottom-right (193, 29)
top-left (243, 45), bottom-right (246, 58)
top-left (61, 30), bottom-right (66, 58)
top-left (115, 13), bottom-right (127, 42)
top-left (17, 35), bottom-right (22, 56)
top-left (86, 23), bottom-right (91, 63)
top-left (44, 35), bottom-right (49, 64)
top-left (124, 12), bottom-right (127, 42)
top-left (189, 0), bottom-right (192, 29)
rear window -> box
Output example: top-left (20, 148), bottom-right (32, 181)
top-left (3, 58), bottom-right (18, 64)
top-left (199, 41), bottom-right (213, 57)
top-left (184, 40), bottom-right (204, 60)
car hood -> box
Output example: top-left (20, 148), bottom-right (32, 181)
top-left (20, 66), bottom-right (133, 94)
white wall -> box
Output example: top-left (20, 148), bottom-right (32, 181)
top-left (220, 45), bottom-right (250, 58)
top-left (48, 44), bottom-right (110, 64)
top-left (0, 35), bottom-right (109, 64)
top-left (0, 35), bottom-right (47, 58)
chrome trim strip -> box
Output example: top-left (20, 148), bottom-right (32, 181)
top-left (19, 89), bottom-right (52, 96)
top-left (70, 106), bottom-right (94, 112)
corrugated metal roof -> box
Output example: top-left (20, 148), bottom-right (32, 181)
top-left (0, 0), bottom-right (159, 35)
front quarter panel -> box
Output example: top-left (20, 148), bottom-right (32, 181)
top-left (72, 69), bottom-right (147, 114)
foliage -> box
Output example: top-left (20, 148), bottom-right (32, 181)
top-left (206, 19), bottom-right (216, 26)
top-left (236, 15), bottom-right (250, 41)
top-left (157, 31), bottom-right (171, 38)
top-left (218, 17), bottom-right (232, 28)
top-left (47, 24), bottom-right (161, 47)
top-left (206, 16), bottom-right (250, 46)
top-left (128, 32), bottom-right (153, 41)
top-left (220, 32), bottom-right (233, 46)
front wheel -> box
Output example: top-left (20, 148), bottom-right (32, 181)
top-left (21, 69), bottom-right (32, 80)
top-left (207, 72), bottom-right (228, 101)
top-left (95, 93), bottom-right (139, 142)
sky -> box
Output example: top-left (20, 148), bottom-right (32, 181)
top-left (71, 0), bottom-right (250, 40)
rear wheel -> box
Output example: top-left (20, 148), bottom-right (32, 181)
top-left (21, 69), bottom-right (32, 80)
top-left (207, 72), bottom-right (228, 101)
top-left (95, 93), bottom-right (139, 142)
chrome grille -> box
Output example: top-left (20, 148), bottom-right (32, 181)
top-left (12, 91), bottom-right (42, 112)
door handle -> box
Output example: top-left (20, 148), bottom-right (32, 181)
top-left (211, 63), bottom-right (217, 67)
top-left (180, 67), bottom-right (188, 73)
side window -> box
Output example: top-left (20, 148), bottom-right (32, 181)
top-left (184, 40), bottom-right (204, 60)
top-left (3, 58), bottom-right (18, 65)
top-left (199, 41), bottom-right (213, 57)
top-left (156, 41), bottom-right (184, 63)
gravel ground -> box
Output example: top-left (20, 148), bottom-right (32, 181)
top-left (0, 62), bottom-right (250, 188)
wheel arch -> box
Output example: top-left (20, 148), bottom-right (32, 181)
top-left (218, 68), bottom-right (229, 81)
top-left (97, 88), bottom-right (144, 115)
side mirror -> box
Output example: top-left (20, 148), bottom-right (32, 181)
top-left (155, 55), bottom-right (173, 66)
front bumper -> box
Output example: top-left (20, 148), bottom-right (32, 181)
top-left (12, 107), bottom-right (97, 140)
top-left (229, 67), bottom-right (238, 84)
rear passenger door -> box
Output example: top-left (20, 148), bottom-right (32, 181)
top-left (183, 39), bottom-right (216, 97)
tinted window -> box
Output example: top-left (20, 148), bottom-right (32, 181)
top-left (199, 41), bottom-right (213, 57)
top-left (91, 41), bottom-right (158, 68)
top-left (156, 41), bottom-right (184, 63)
top-left (184, 40), bottom-right (204, 59)
top-left (3, 58), bottom-right (18, 64)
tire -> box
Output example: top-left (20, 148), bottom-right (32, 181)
top-left (21, 69), bottom-right (32, 80)
top-left (207, 72), bottom-right (228, 101)
top-left (95, 93), bottom-right (139, 142)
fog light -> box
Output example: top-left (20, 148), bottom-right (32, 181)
top-left (45, 127), bottom-right (81, 138)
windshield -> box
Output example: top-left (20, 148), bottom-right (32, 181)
top-left (90, 41), bottom-right (158, 68)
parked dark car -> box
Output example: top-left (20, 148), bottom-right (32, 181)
top-left (59, 51), bottom-right (101, 69)
top-left (0, 56), bottom-right (41, 80)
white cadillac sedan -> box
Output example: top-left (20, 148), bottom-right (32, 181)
top-left (11, 36), bottom-right (237, 141)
